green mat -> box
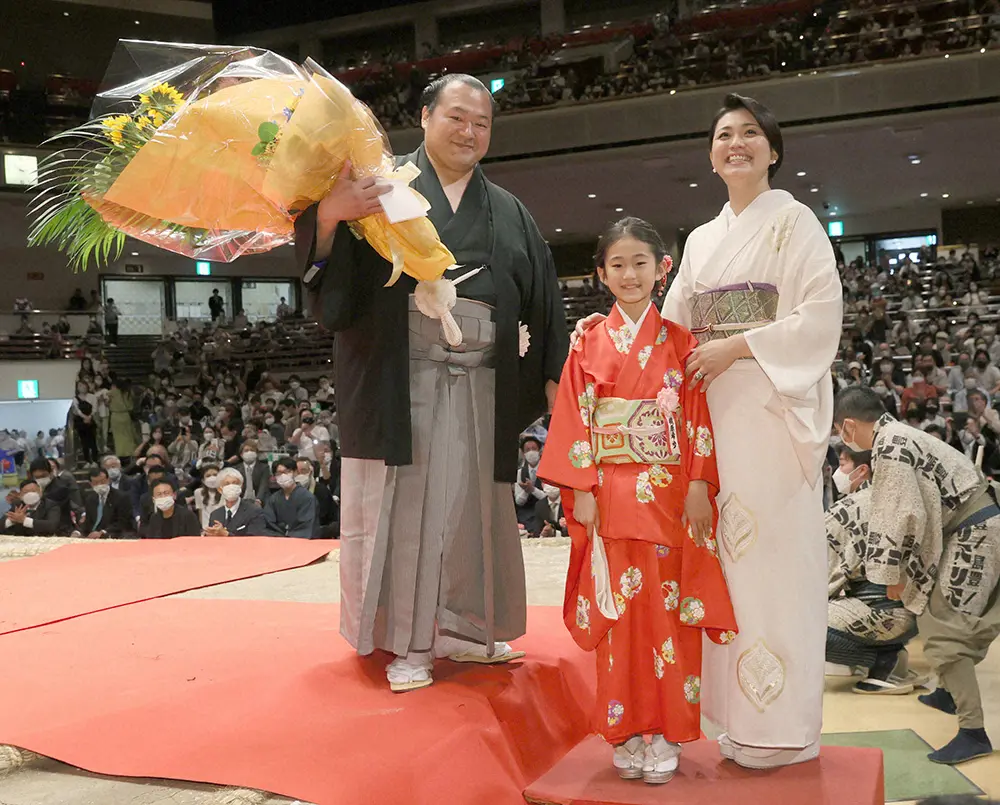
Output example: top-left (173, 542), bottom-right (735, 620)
top-left (823, 729), bottom-right (984, 803)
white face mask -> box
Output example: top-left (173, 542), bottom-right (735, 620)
top-left (832, 468), bottom-right (856, 496)
top-left (242, 451), bottom-right (257, 464)
top-left (92, 484), bottom-right (110, 497)
top-left (294, 473), bottom-right (312, 487)
top-left (154, 495), bottom-right (175, 512)
top-left (21, 491), bottom-right (41, 507)
top-left (204, 475), bottom-right (220, 489)
top-left (276, 473), bottom-right (296, 489)
top-left (839, 420), bottom-right (864, 452)
top-left (523, 450), bottom-right (541, 466)
top-left (221, 485), bottom-right (243, 502)
top-left (36, 476), bottom-right (52, 489)
top-left (107, 467), bottom-right (121, 480)
top-left (203, 432), bottom-right (215, 441)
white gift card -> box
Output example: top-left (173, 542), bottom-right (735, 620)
top-left (378, 180), bottom-right (430, 224)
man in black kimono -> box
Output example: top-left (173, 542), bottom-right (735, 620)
top-left (295, 74), bottom-right (568, 691)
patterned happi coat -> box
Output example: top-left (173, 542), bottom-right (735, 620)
top-left (538, 303), bottom-right (738, 743)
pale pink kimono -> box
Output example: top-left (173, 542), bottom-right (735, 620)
top-left (663, 189), bottom-right (843, 749)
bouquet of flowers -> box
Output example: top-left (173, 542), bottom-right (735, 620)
top-left (28, 40), bottom-right (455, 287)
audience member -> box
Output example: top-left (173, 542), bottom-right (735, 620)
top-left (203, 467), bottom-right (268, 537)
top-left (76, 466), bottom-right (136, 539)
top-left (141, 477), bottom-right (201, 538)
top-left (263, 457), bottom-right (318, 539)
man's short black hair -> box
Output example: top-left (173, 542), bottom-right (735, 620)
top-left (833, 386), bottom-right (887, 426)
top-left (151, 478), bottom-right (177, 495)
top-left (274, 456), bottom-right (297, 474)
top-left (89, 467), bottom-right (109, 482)
top-left (420, 73), bottom-right (497, 117)
top-left (520, 435), bottom-right (543, 452)
top-left (29, 457), bottom-right (51, 475)
top-left (20, 478), bottom-right (39, 490)
top-left (837, 445), bottom-right (873, 470)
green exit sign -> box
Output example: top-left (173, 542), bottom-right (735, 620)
top-left (17, 379), bottom-right (39, 399)
top-left (196, 261), bottom-right (212, 276)
top-left (827, 220), bottom-right (844, 237)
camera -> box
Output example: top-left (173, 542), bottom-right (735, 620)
top-left (822, 202), bottom-right (830, 210)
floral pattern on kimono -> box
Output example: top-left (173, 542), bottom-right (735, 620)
top-left (538, 303), bottom-right (739, 744)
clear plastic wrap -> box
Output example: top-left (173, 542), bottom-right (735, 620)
top-left (29, 40), bottom-right (455, 282)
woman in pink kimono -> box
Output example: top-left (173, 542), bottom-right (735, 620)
top-left (577, 93), bottom-right (842, 768)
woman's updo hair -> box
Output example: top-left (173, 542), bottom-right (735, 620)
top-left (594, 216), bottom-right (668, 269)
top-left (709, 93), bottom-right (784, 180)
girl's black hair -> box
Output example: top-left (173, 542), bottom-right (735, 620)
top-left (594, 216), bottom-right (668, 269)
top-left (709, 93), bottom-right (784, 180)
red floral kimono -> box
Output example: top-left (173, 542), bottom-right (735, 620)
top-left (538, 304), bottom-right (738, 744)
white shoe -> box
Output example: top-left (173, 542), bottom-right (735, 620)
top-left (642, 735), bottom-right (681, 784)
top-left (613, 736), bottom-right (645, 780)
top-left (732, 739), bottom-right (820, 769)
top-left (434, 636), bottom-right (526, 665)
top-left (386, 654), bottom-right (433, 693)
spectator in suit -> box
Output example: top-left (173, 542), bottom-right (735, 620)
top-left (141, 477), bottom-right (201, 538)
top-left (294, 456), bottom-right (337, 538)
top-left (75, 467), bottom-right (136, 539)
top-left (30, 457), bottom-right (78, 535)
top-left (263, 457), bottom-right (318, 538)
top-left (102, 454), bottom-right (134, 496)
top-left (203, 467), bottom-right (267, 537)
top-left (513, 435), bottom-right (545, 535)
top-left (236, 439), bottom-right (271, 502)
top-left (1, 479), bottom-right (61, 536)
top-left (534, 483), bottom-right (568, 538)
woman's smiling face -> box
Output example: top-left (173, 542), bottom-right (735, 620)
top-left (710, 108), bottom-right (776, 186)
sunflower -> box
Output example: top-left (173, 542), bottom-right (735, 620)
top-left (147, 109), bottom-right (166, 128)
top-left (101, 114), bottom-right (131, 145)
top-left (147, 82), bottom-right (185, 111)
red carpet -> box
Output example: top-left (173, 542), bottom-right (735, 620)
top-left (0, 601), bottom-right (594, 805)
top-left (525, 735), bottom-right (885, 805)
top-left (0, 538), bottom-right (333, 635)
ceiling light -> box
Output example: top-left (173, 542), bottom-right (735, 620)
top-left (967, 200), bottom-right (975, 205)
top-left (781, 61), bottom-right (786, 67)
top-left (809, 186), bottom-right (819, 193)
top-left (134, 19), bottom-right (140, 24)
top-left (942, 193), bottom-right (950, 198)
top-left (130, 251), bottom-right (139, 256)
top-left (587, 193), bottom-right (596, 199)
top-left (63, 10), bottom-right (69, 15)
top-left (689, 182), bottom-right (698, 188)
top-left (615, 207), bottom-right (624, 212)
top-left (555, 228), bottom-right (563, 233)
top-left (982, 48), bottom-right (987, 54)
top-left (669, 89), bottom-right (676, 95)
top-left (944, 54), bottom-right (950, 59)
top-left (796, 171), bottom-right (807, 177)
top-left (920, 192), bottom-right (928, 197)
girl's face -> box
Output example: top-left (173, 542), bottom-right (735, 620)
top-left (710, 108), bottom-right (776, 186)
top-left (598, 236), bottom-right (667, 308)
top-left (152, 429), bottom-right (163, 441)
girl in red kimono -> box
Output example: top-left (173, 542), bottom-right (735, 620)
top-left (539, 218), bottom-right (737, 785)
